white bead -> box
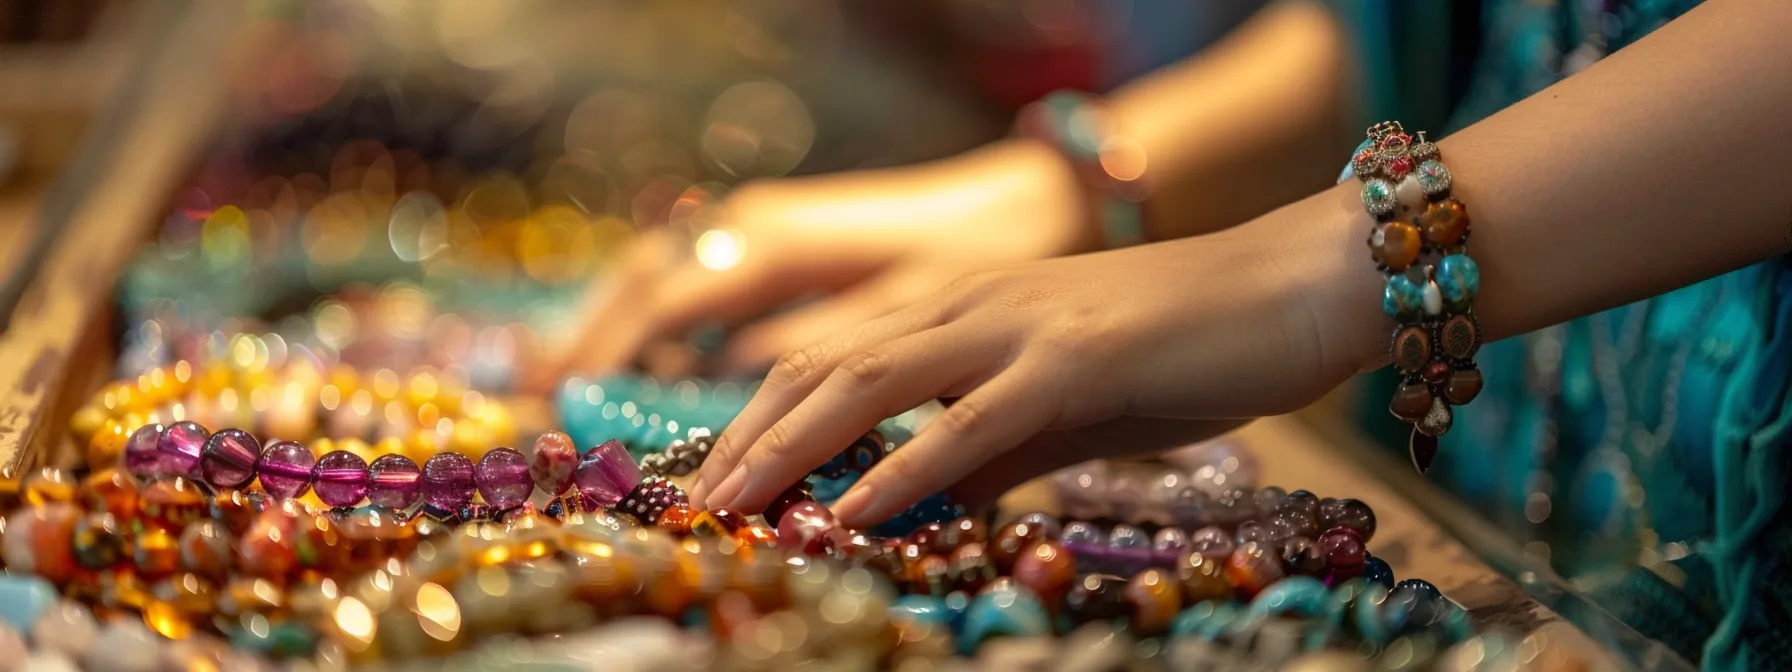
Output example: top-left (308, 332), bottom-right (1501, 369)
top-left (1370, 225), bottom-right (1386, 248)
top-left (1395, 176), bottom-right (1427, 217)
top-left (1422, 280), bottom-right (1445, 316)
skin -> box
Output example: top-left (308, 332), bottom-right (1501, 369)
top-left (692, 0), bottom-right (1792, 527)
top-left (525, 1), bottom-right (1350, 389)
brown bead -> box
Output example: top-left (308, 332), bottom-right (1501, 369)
top-left (733, 525), bottom-right (779, 547)
top-left (1444, 368), bottom-right (1486, 407)
top-left (138, 478), bottom-right (207, 532)
top-left (1440, 314), bottom-right (1482, 361)
top-left (656, 504), bottom-right (695, 535)
top-left (237, 505), bottom-right (303, 580)
top-left (947, 542), bottom-right (997, 594)
top-left (907, 522), bottom-right (949, 555)
top-left (939, 517), bottom-right (988, 550)
top-left (1423, 360), bottom-right (1452, 384)
top-left (1224, 541), bottom-right (1285, 599)
top-left (178, 520), bottom-right (232, 578)
top-left (334, 507), bottom-right (416, 575)
top-left (81, 468), bottom-right (140, 521)
top-left (72, 512), bottom-right (127, 570)
top-left (1389, 383), bottom-right (1433, 422)
top-left (989, 521), bottom-right (1046, 573)
top-left (134, 526), bottom-right (183, 581)
top-left (1372, 222), bottom-right (1423, 272)
top-left (1176, 552), bottom-right (1232, 604)
top-left (1010, 540), bottom-right (1077, 604)
top-left (1420, 200), bottom-right (1470, 246)
top-left (1124, 568), bottom-right (1183, 635)
top-left (1390, 326), bottom-right (1433, 375)
top-left (23, 467), bottom-right (77, 506)
top-left (210, 489), bottom-right (268, 536)
top-left (691, 508), bottom-right (746, 537)
top-left (152, 573), bottom-right (218, 615)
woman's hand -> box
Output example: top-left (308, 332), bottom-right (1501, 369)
top-left (691, 185), bottom-right (1384, 527)
top-left (525, 139), bottom-right (1097, 391)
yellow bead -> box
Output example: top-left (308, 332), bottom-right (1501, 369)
top-left (89, 420), bottom-right (132, 468)
top-left (24, 467), bottom-right (78, 506)
top-left (143, 600), bottom-right (195, 640)
top-left (70, 406), bottom-right (107, 444)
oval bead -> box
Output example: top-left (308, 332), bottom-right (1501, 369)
top-left (366, 454), bottom-right (422, 509)
top-left (256, 441), bottom-right (316, 500)
top-left (1370, 223), bottom-right (1422, 272)
top-left (1436, 254), bottom-right (1480, 305)
top-left (525, 432), bottom-right (578, 496)
top-left (475, 448), bottom-right (533, 510)
top-left (1421, 279), bottom-right (1444, 316)
top-left (1390, 326), bottom-right (1432, 375)
top-left (1440, 313), bottom-right (1482, 361)
top-left (1421, 199), bottom-right (1470, 246)
top-left (199, 429), bottom-right (260, 490)
top-left (311, 451), bottom-right (369, 508)
top-left (1382, 274), bottom-right (1425, 318)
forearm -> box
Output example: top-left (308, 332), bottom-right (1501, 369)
top-left (1111, 0), bottom-right (1353, 240)
top-left (1278, 0), bottom-right (1792, 370)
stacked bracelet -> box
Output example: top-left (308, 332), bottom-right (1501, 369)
top-left (1014, 90), bottom-right (1149, 249)
top-left (1346, 122), bottom-right (1483, 474)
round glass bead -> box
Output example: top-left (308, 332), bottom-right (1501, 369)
top-left (1106, 524), bottom-right (1149, 551)
top-left (475, 448), bottom-right (533, 510)
top-left (1319, 498), bottom-right (1378, 542)
top-left (1010, 540), bottom-right (1076, 603)
top-left (1124, 568), bottom-right (1182, 635)
top-left (939, 517), bottom-right (987, 550)
top-left (366, 454), bottom-right (422, 509)
top-left (1319, 527), bottom-right (1367, 579)
top-left (1279, 490), bottom-right (1320, 517)
top-left (152, 421), bottom-right (208, 480)
top-left (1278, 536), bottom-right (1329, 577)
top-left (236, 506), bottom-right (302, 579)
top-left (311, 451), bottom-right (369, 508)
top-left (908, 522), bottom-right (949, 554)
top-left (690, 508), bottom-right (745, 537)
top-left (1224, 541), bottom-right (1285, 598)
top-left (137, 478), bottom-right (206, 532)
top-left (422, 452), bottom-right (477, 511)
top-left (122, 424), bottom-right (166, 479)
top-left (79, 468), bottom-right (138, 521)
top-left (132, 527), bottom-right (181, 581)
top-left (1176, 551), bottom-right (1232, 604)
top-left (1061, 521), bottom-right (1106, 547)
top-left (1362, 555), bottom-right (1396, 588)
top-left (209, 489), bottom-right (266, 536)
top-left (199, 429), bottom-right (260, 491)
top-left (256, 440), bottom-right (316, 500)
top-left (525, 431), bottom-right (578, 496)
top-left (958, 579), bottom-right (1051, 656)
top-left (1014, 512), bottom-right (1061, 538)
top-left (1063, 574), bottom-right (1130, 625)
top-left (656, 504), bottom-right (695, 534)
top-left (71, 513), bottom-right (125, 570)
top-left (1188, 525), bottom-right (1234, 558)
top-left (762, 482), bottom-right (814, 525)
top-left (178, 520), bottom-right (232, 578)
top-left (989, 521), bottom-right (1046, 572)
top-left (776, 501), bottom-right (836, 548)
top-left (947, 542), bottom-right (997, 594)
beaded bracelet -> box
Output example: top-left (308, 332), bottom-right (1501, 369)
top-left (1014, 90), bottom-right (1149, 249)
top-left (1345, 121), bottom-right (1483, 473)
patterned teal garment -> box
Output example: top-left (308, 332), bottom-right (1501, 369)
top-left (1343, 2), bottom-right (1792, 670)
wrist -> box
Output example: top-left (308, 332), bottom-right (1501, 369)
top-left (1261, 182), bottom-right (1393, 378)
top-left (959, 137), bottom-right (1105, 255)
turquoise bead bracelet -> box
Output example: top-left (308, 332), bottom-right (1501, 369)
top-left (1342, 121), bottom-right (1484, 474)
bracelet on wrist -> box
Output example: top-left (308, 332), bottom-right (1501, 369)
top-left (1015, 90), bottom-right (1150, 249)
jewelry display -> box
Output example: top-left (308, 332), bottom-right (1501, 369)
top-left (1343, 121), bottom-right (1482, 474)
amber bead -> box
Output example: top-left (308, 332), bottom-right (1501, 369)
top-left (1010, 540), bottom-right (1077, 604)
top-left (1175, 552), bottom-right (1232, 604)
top-left (1371, 222), bottom-right (1423, 272)
top-left (23, 467), bottom-right (77, 506)
top-left (907, 522), bottom-right (950, 555)
top-left (691, 508), bottom-right (746, 537)
top-left (1445, 368), bottom-right (1485, 406)
top-left (178, 520), bottom-right (232, 578)
top-left (72, 513), bottom-right (127, 570)
top-left (89, 420), bottom-right (133, 468)
top-left (79, 468), bottom-right (139, 521)
top-left (138, 478), bottom-right (207, 532)
top-left (1224, 541), bottom-right (1285, 598)
top-left (4, 501), bottom-right (81, 583)
top-left (134, 526), bottom-right (183, 581)
top-left (237, 506), bottom-right (303, 580)
top-left (1064, 574), bottom-right (1130, 624)
top-left (733, 525), bottom-right (779, 547)
top-left (656, 504), bottom-right (695, 535)
top-left (152, 573), bottom-right (217, 616)
top-left (947, 542), bottom-right (998, 594)
top-left (939, 517), bottom-right (988, 550)
top-left (1420, 199), bottom-right (1470, 246)
top-left (988, 521), bottom-right (1046, 572)
top-left (1390, 383), bottom-right (1433, 423)
top-left (100, 569), bottom-right (153, 612)
top-left (725, 548), bottom-right (788, 611)
top-left (1124, 568), bottom-right (1182, 635)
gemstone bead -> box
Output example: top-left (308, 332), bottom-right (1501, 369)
top-left (1063, 574), bottom-right (1129, 625)
top-left (199, 428), bottom-right (260, 490)
top-left (123, 424), bottom-right (166, 479)
top-left (311, 451), bottom-right (369, 508)
top-left (1360, 179), bottom-right (1396, 218)
top-left (422, 452), bottom-right (477, 511)
top-left (133, 527), bottom-right (182, 581)
top-left (138, 478), bottom-right (206, 532)
top-left (257, 440), bottom-right (316, 500)
top-left (908, 522), bottom-right (949, 554)
top-left (236, 506), bottom-right (302, 579)
top-left (178, 520), bottom-right (232, 578)
top-left (1176, 552), bottom-right (1232, 604)
top-left (1124, 568), bottom-right (1182, 635)
top-left (1383, 274), bottom-right (1425, 318)
top-left (1371, 222), bottom-right (1422, 272)
top-left (1420, 200), bottom-right (1470, 246)
top-left (939, 517), bottom-right (988, 550)
top-left (79, 468), bottom-right (139, 521)
top-left (475, 448), bottom-right (533, 510)
top-left (1188, 526), bottom-right (1234, 559)
top-left (366, 454), bottom-right (422, 509)
top-left (1010, 540), bottom-right (1076, 604)
top-left (1362, 556), bottom-right (1396, 588)
top-left (776, 501), bottom-right (836, 547)
top-left (762, 482), bottom-right (814, 525)
top-left (525, 431), bottom-right (578, 496)
top-left (1441, 314), bottom-right (1482, 361)
top-left (1320, 499), bottom-right (1378, 542)
top-left (1422, 278), bottom-right (1445, 315)
top-left (1279, 536), bottom-right (1329, 577)
top-left (1437, 255), bottom-right (1480, 308)
top-left (1391, 326), bottom-right (1433, 375)
top-left (1416, 159), bottom-right (1451, 195)
top-left (690, 508), bottom-right (746, 537)
top-left (1445, 368), bottom-right (1486, 405)
top-left (573, 440), bottom-right (643, 507)
top-left (152, 421), bottom-right (208, 480)
top-left (958, 579), bottom-right (1051, 656)
top-left (619, 476), bottom-right (687, 523)
top-left (1223, 541), bottom-right (1285, 598)
top-left (989, 521), bottom-right (1046, 572)
top-left (3, 503), bottom-right (80, 583)
top-left (656, 504), bottom-right (695, 534)
top-left (1319, 527), bottom-right (1367, 580)
top-left (1061, 521), bottom-right (1105, 546)
top-left (71, 513), bottom-right (125, 570)
top-left (1391, 382), bottom-right (1434, 422)
top-left (947, 543), bottom-right (998, 594)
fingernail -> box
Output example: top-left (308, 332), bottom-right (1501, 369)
top-left (830, 483), bottom-right (879, 526)
top-left (707, 465), bottom-right (750, 508)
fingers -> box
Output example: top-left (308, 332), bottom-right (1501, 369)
top-left (714, 266), bottom-right (935, 375)
top-left (829, 359), bottom-right (1069, 528)
top-left (690, 312), bottom-right (975, 508)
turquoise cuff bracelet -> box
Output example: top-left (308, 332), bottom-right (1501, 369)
top-left (1014, 90), bottom-right (1149, 249)
top-left (1343, 122), bottom-right (1483, 474)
